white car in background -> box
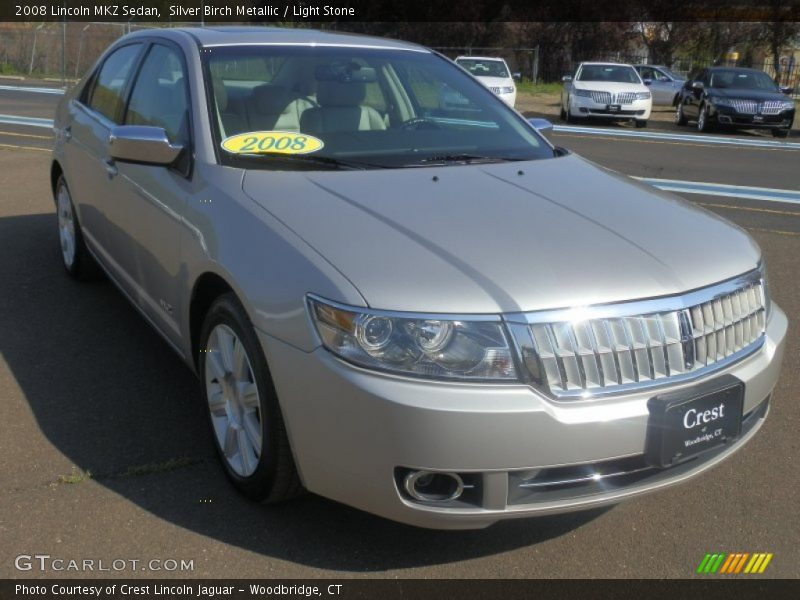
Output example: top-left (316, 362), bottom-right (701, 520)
top-left (455, 56), bottom-right (517, 107)
top-left (561, 62), bottom-right (652, 127)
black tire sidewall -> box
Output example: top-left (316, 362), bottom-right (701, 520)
top-left (198, 293), bottom-right (289, 500)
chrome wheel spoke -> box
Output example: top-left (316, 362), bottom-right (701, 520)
top-left (207, 386), bottom-right (227, 416)
top-left (237, 428), bottom-right (254, 474)
top-left (223, 423), bottom-right (238, 459)
top-left (243, 411), bottom-right (262, 456)
top-left (206, 351), bottom-right (227, 382)
top-left (232, 339), bottom-right (248, 380)
top-left (204, 323), bottom-right (262, 477)
top-left (215, 327), bottom-right (235, 372)
top-left (238, 381), bottom-right (259, 410)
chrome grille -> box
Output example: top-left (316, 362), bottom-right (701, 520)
top-left (508, 270), bottom-right (766, 398)
top-left (730, 99), bottom-right (759, 114)
top-left (590, 91), bottom-right (612, 104)
top-left (760, 100), bottom-right (787, 115)
top-left (616, 92), bottom-right (637, 105)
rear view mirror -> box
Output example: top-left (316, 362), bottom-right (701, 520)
top-left (779, 86), bottom-right (794, 95)
top-left (691, 81), bottom-right (704, 90)
top-left (528, 118), bottom-right (554, 133)
top-left (108, 126), bottom-right (184, 166)
top-left (315, 63), bottom-right (377, 83)
top-left (562, 75), bottom-right (572, 82)
top-left (643, 79), bottom-right (653, 86)
top-left (512, 72), bottom-right (522, 81)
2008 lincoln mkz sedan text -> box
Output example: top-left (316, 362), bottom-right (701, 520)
top-left (51, 27), bottom-right (787, 529)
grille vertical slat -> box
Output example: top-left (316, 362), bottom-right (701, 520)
top-left (522, 276), bottom-right (766, 395)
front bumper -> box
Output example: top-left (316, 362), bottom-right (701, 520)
top-left (261, 304), bottom-right (786, 529)
top-left (711, 105), bottom-right (795, 129)
top-left (570, 94), bottom-right (652, 119)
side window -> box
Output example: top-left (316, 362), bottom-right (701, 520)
top-left (654, 69), bottom-right (670, 81)
top-left (700, 70), bottom-right (712, 86)
top-left (639, 67), bottom-right (653, 80)
top-left (87, 44), bottom-right (142, 123)
top-left (125, 44), bottom-right (190, 144)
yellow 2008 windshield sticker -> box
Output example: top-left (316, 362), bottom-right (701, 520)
top-left (221, 131), bottom-right (324, 155)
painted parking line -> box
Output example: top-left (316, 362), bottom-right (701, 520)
top-left (0, 84), bottom-right (65, 95)
top-left (552, 124), bottom-right (800, 150)
top-left (0, 114), bottom-right (54, 129)
top-left (635, 177), bottom-right (800, 205)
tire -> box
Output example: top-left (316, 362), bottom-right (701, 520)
top-left (771, 128), bottom-right (790, 139)
top-left (55, 175), bottom-right (101, 280)
top-left (635, 119), bottom-right (648, 128)
top-left (199, 293), bottom-right (303, 504)
top-left (559, 103), bottom-right (567, 121)
top-left (675, 102), bottom-right (688, 126)
top-left (697, 103), bottom-right (714, 133)
top-left (564, 98), bottom-right (579, 123)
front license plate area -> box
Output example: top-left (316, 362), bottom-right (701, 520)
top-left (645, 375), bottom-right (744, 468)
top-left (607, 104), bottom-right (622, 112)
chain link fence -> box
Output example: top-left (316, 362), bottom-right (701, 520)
top-left (1, 23), bottom-right (797, 99)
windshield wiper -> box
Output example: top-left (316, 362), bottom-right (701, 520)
top-left (238, 153), bottom-right (386, 171)
top-left (403, 154), bottom-right (524, 167)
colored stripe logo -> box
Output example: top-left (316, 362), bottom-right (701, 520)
top-left (696, 552), bottom-right (773, 574)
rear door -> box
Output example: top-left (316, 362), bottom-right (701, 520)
top-left (62, 43), bottom-right (144, 258)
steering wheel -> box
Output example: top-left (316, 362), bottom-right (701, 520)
top-left (399, 117), bottom-right (442, 131)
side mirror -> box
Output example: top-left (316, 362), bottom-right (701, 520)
top-left (643, 79), bottom-right (653, 86)
top-left (779, 86), bottom-right (794, 95)
top-left (528, 117), bottom-right (554, 133)
top-left (512, 72), bottom-right (522, 81)
top-left (108, 125), bottom-right (184, 166)
top-left (691, 81), bottom-right (704, 90)
top-left (562, 75), bottom-right (572, 82)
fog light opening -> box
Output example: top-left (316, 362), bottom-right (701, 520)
top-left (404, 470), bottom-right (464, 502)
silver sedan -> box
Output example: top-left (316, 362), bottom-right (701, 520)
top-left (52, 27), bottom-right (786, 529)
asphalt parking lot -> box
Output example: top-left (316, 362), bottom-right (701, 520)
top-left (0, 83), bottom-right (799, 579)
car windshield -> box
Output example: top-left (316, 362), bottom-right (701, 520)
top-left (205, 46), bottom-right (549, 170)
top-left (710, 70), bottom-right (779, 91)
top-left (660, 67), bottom-right (682, 80)
top-left (456, 58), bottom-right (510, 78)
top-left (577, 65), bottom-right (641, 83)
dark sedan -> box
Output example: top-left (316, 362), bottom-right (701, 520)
top-left (675, 67), bottom-right (795, 137)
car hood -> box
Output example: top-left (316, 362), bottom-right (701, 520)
top-left (709, 88), bottom-right (791, 102)
top-left (242, 154), bottom-right (760, 314)
top-left (573, 81), bottom-right (649, 93)
top-left (475, 75), bottom-right (514, 88)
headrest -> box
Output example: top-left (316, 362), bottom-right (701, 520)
top-left (252, 84), bottom-right (295, 114)
top-left (212, 78), bottom-right (228, 112)
top-left (317, 80), bottom-right (366, 107)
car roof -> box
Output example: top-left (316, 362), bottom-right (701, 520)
top-left (579, 62), bottom-right (635, 68)
top-left (127, 26), bottom-right (428, 52)
top-left (705, 66), bottom-right (765, 73)
top-left (455, 56), bottom-right (506, 62)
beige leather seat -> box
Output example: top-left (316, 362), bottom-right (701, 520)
top-left (300, 80), bottom-right (386, 134)
top-left (213, 78), bottom-right (248, 136)
top-left (247, 84), bottom-right (315, 132)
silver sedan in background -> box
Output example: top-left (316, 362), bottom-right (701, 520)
top-left (635, 64), bottom-right (687, 105)
top-left (52, 27), bottom-right (786, 529)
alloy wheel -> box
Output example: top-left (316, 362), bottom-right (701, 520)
top-left (204, 324), bottom-right (263, 477)
top-left (57, 184), bottom-right (76, 268)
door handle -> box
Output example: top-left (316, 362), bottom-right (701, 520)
top-left (103, 158), bottom-right (118, 178)
top-left (63, 125), bottom-right (72, 141)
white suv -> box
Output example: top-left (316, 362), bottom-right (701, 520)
top-left (561, 62), bottom-right (652, 127)
top-left (455, 56), bottom-right (517, 107)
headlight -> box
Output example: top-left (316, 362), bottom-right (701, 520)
top-left (635, 91), bottom-right (651, 100)
top-left (574, 89), bottom-right (592, 97)
top-left (308, 296), bottom-right (518, 381)
top-left (500, 86), bottom-right (515, 94)
top-left (779, 100), bottom-right (795, 110)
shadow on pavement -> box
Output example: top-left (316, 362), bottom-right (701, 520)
top-left (0, 212), bottom-right (607, 572)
